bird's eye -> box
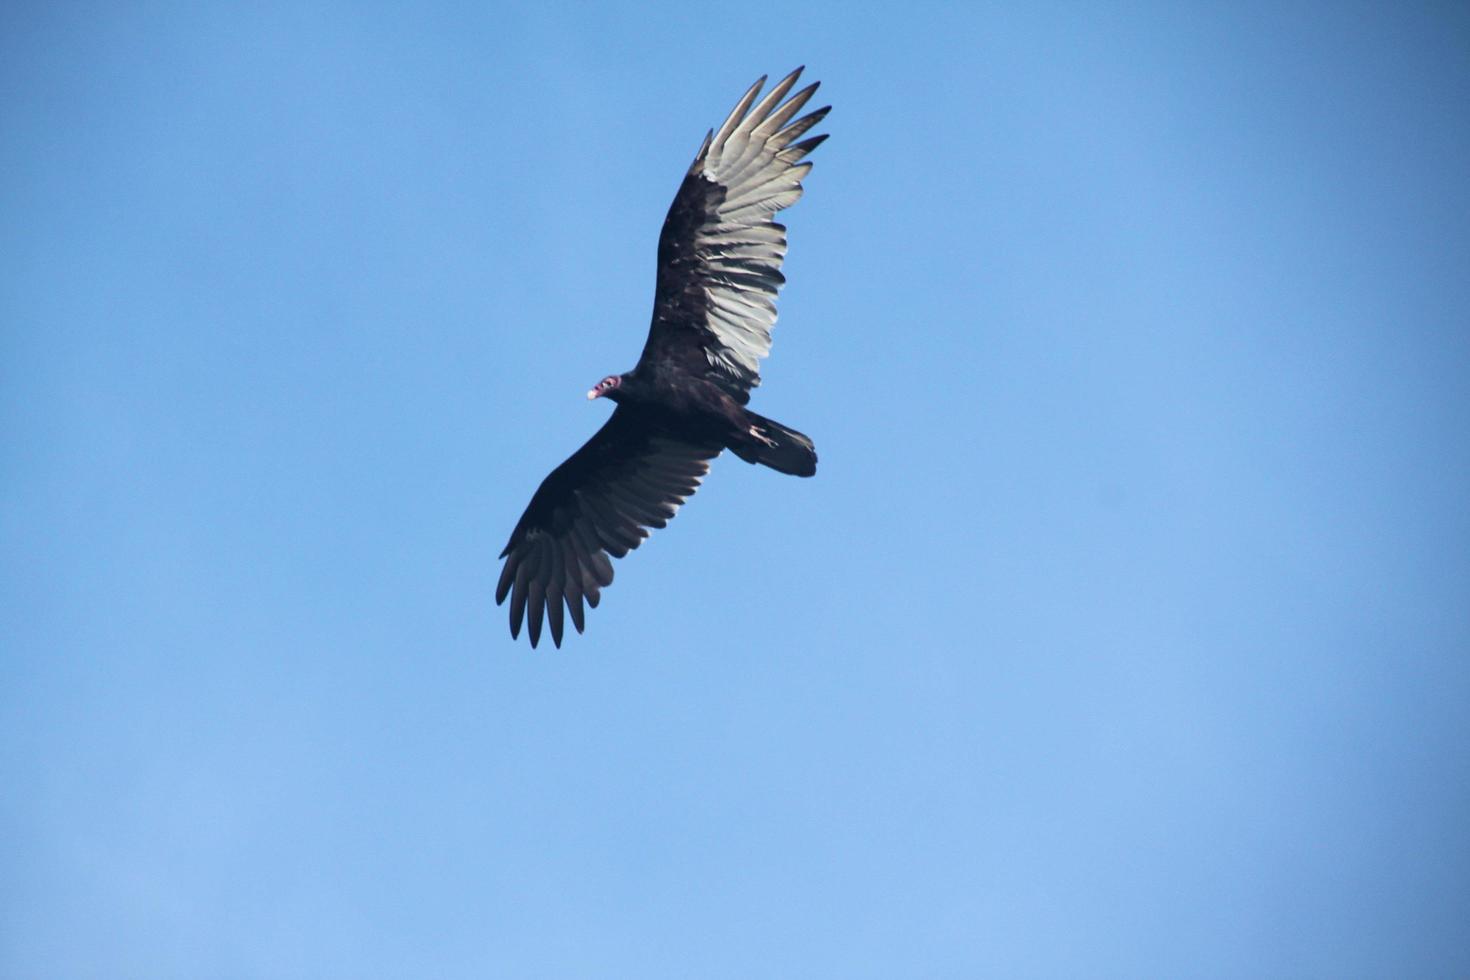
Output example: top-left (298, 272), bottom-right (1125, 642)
top-left (602, 379), bottom-right (614, 388)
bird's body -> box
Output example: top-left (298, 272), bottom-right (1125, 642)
top-left (605, 364), bottom-right (808, 468)
top-left (616, 364), bottom-right (741, 434)
top-left (497, 68), bottom-right (829, 647)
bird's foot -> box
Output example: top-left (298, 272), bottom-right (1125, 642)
top-left (748, 425), bottom-right (779, 449)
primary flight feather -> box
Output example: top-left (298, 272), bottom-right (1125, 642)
top-left (497, 67), bottom-right (829, 648)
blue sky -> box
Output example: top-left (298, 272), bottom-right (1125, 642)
top-left (3, 2), bottom-right (1468, 976)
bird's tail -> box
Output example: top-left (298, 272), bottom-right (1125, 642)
top-left (730, 411), bottom-right (818, 477)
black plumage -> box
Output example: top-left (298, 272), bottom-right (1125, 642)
top-left (497, 68), bottom-right (829, 647)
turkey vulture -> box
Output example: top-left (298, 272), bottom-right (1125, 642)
top-left (497, 67), bottom-right (829, 648)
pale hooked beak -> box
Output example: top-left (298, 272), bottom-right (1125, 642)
top-left (586, 388), bottom-right (601, 400)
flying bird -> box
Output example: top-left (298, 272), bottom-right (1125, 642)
top-left (497, 67), bottom-right (829, 648)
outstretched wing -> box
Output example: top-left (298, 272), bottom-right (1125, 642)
top-left (496, 408), bottom-right (719, 648)
top-left (641, 67), bottom-right (829, 402)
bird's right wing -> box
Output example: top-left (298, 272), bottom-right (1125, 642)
top-left (640, 67), bottom-right (829, 402)
top-left (496, 408), bottom-right (720, 648)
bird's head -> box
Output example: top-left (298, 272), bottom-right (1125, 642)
top-left (586, 374), bottom-right (624, 402)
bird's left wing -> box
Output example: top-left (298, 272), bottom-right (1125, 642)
top-left (640, 67), bottom-right (829, 401)
top-left (496, 407), bottom-right (720, 648)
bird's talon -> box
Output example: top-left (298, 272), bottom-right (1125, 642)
top-left (749, 425), bottom-right (779, 449)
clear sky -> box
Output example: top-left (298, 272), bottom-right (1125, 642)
top-left (3, 2), bottom-right (1468, 977)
